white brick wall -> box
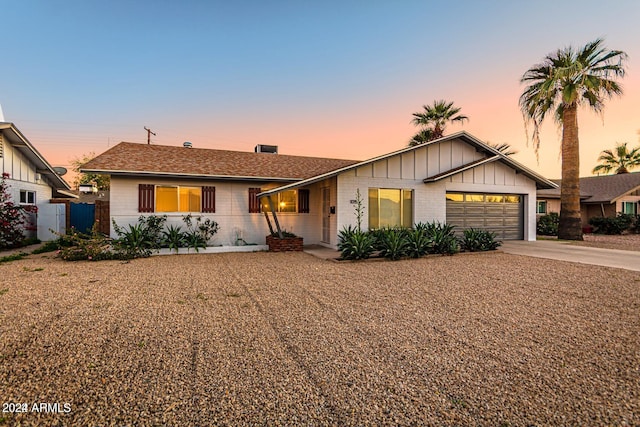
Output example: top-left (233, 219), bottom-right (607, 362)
top-left (110, 177), bottom-right (326, 246)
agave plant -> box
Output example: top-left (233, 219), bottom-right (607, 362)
top-left (338, 226), bottom-right (376, 260)
top-left (459, 228), bottom-right (501, 252)
top-left (405, 228), bottom-right (432, 258)
top-left (378, 227), bottom-right (409, 261)
top-left (162, 225), bottom-right (186, 253)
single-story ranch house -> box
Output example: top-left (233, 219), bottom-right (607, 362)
top-left (537, 173), bottom-right (640, 226)
top-left (81, 132), bottom-right (556, 248)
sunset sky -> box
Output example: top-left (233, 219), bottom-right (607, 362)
top-left (2, 1), bottom-right (639, 183)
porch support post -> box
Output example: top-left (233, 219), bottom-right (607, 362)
top-left (267, 196), bottom-right (284, 238)
top-left (263, 211), bottom-right (275, 235)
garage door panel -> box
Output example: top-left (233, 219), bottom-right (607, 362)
top-left (465, 206), bottom-right (486, 215)
top-left (465, 219), bottom-right (486, 228)
top-left (485, 218), bottom-right (505, 227)
top-left (446, 193), bottom-right (524, 240)
top-left (485, 206), bottom-right (505, 215)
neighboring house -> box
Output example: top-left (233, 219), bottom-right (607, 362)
top-left (81, 132), bottom-right (557, 248)
top-left (0, 122), bottom-right (74, 241)
top-left (537, 173), bottom-right (640, 226)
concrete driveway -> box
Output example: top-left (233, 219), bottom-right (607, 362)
top-left (502, 240), bottom-right (640, 272)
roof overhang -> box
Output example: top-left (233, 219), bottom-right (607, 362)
top-left (611, 183), bottom-right (640, 203)
top-left (259, 131), bottom-right (557, 197)
top-left (0, 122), bottom-right (71, 191)
top-left (81, 168), bottom-right (301, 183)
top-left (423, 156), bottom-right (500, 182)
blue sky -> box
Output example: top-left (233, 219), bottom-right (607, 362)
top-left (2, 1), bottom-right (640, 179)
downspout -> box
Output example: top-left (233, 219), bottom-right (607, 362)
top-left (600, 203), bottom-right (605, 217)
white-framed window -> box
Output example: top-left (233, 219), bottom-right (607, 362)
top-left (368, 188), bottom-right (413, 229)
top-left (19, 190), bottom-right (36, 205)
top-left (138, 184), bottom-right (215, 213)
top-left (622, 201), bottom-right (638, 215)
top-left (261, 190), bottom-right (298, 213)
top-left (536, 200), bottom-right (547, 214)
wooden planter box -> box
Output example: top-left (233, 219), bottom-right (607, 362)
top-left (266, 235), bottom-right (303, 252)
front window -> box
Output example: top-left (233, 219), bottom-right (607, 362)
top-left (368, 188), bottom-right (413, 229)
top-left (537, 200), bottom-right (547, 214)
top-left (261, 190), bottom-right (297, 213)
top-left (19, 190), bottom-right (36, 205)
top-left (622, 201), bottom-right (638, 215)
top-left (156, 186), bottom-right (201, 212)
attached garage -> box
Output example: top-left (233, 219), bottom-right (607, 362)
top-left (446, 193), bottom-right (524, 240)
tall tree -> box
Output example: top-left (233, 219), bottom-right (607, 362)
top-left (519, 39), bottom-right (627, 240)
top-left (71, 152), bottom-right (110, 190)
top-left (487, 142), bottom-right (518, 156)
top-left (592, 142), bottom-right (640, 174)
top-left (409, 100), bottom-right (468, 145)
top-left (408, 129), bottom-right (435, 147)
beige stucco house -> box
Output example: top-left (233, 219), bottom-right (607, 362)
top-left (537, 173), bottom-right (640, 226)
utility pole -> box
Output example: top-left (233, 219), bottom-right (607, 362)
top-left (144, 126), bottom-right (156, 144)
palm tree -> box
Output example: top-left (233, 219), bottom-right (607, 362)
top-left (592, 142), bottom-right (640, 174)
top-left (519, 39), bottom-right (627, 240)
top-left (408, 129), bottom-right (435, 147)
top-left (487, 142), bottom-right (518, 156)
top-left (410, 100), bottom-right (468, 143)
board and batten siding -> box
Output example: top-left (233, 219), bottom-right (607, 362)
top-left (336, 137), bottom-right (538, 242)
top-left (1, 134), bottom-right (39, 184)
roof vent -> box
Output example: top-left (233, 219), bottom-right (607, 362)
top-left (255, 144), bottom-right (278, 154)
top-left (183, 141), bottom-right (193, 148)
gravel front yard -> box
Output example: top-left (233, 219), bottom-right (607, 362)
top-left (1, 251), bottom-right (639, 426)
top-left (577, 233), bottom-right (640, 251)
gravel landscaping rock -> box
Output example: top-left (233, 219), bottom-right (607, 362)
top-left (0, 251), bottom-right (638, 426)
top-left (578, 233), bottom-right (640, 251)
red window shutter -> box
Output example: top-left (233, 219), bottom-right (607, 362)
top-left (248, 188), bottom-right (261, 213)
top-left (202, 186), bottom-right (216, 213)
top-left (298, 189), bottom-right (310, 213)
top-left (138, 184), bottom-right (154, 213)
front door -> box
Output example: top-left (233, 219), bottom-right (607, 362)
top-left (322, 187), bottom-right (330, 243)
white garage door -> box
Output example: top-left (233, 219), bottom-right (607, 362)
top-left (446, 193), bottom-right (524, 240)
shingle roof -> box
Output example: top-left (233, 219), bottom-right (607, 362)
top-left (81, 142), bottom-right (359, 181)
top-left (537, 172), bottom-right (640, 203)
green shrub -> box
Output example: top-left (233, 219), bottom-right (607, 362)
top-left (58, 225), bottom-right (117, 261)
top-left (378, 227), bottom-right (409, 261)
top-left (405, 228), bottom-right (432, 258)
top-left (31, 240), bottom-right (61, 254)
top-left (0, 173), bottom-right (28, 249)
top-left (537, 212), bottom-right (559, 236)
top-left (460, 228), bottom-right (502, 252)
top-left (183, 214), bottom-right (220, 246)
top-left (162, 225), bottom-right (186, 253)
top-left (270, 230), bottom-right (298, 238)
top-left (338, 226), bottom-right (375, 260)
top-left (112, 215), bottom-right (167, 258)
top-left (0, 252), bottom-right (29, 263)
top-left (422, 221), bottom-right (459, 255)
top-left (589, 213), bottom-right (634, 235)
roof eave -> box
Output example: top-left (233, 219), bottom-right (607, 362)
top-left (260, 131), bottom-right (557, 196)
top-left (610, 183), bottom-right (640, 203)
top-left (81, 169), bottom-right (302, 182)
top-left (423, 156), bottom-right (500, 183)
top-left (1, 122), bottom-right (72, 191)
